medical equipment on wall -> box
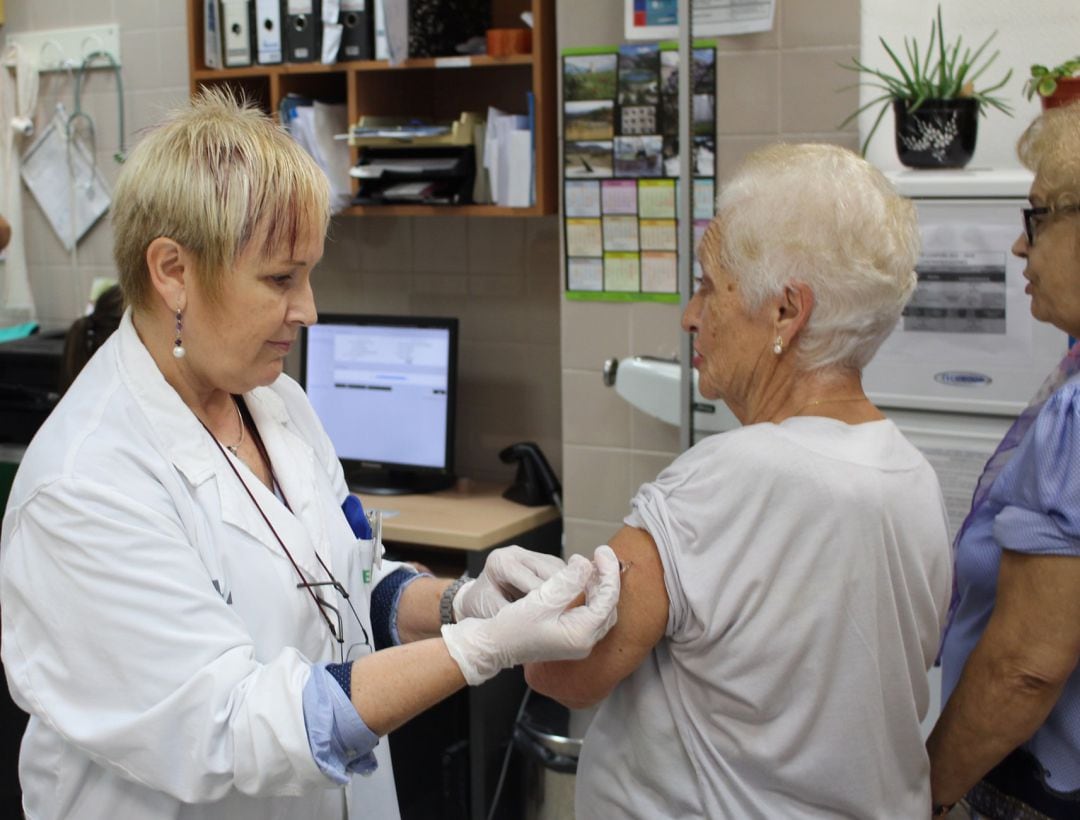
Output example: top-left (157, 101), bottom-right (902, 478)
top-left (602, 355), bottom-right (739, 436)
top-left (20, 47), bottom-right (125, 252)
top-left (21, 105), bottom-right (112, 252)
top-left (2, 28), bottom-right (124, 320)
top-left (1, 42), bottom-right (40, 320)
top-left (867, 169), bottom-right (1066, 545)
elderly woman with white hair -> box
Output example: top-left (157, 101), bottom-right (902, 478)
top-left (526, 142), bottom-right (954, 818)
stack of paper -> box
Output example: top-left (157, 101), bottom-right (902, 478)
top-left (280, 96), bottom-right (352, 213)
top-left (484, 106), bottom-right (532, 208)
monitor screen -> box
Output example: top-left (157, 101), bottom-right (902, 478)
top-left (300, 314), bottom-right (458, 494)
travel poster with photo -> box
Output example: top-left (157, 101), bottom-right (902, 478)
top-left (562, 42), bottom-right (717, 302)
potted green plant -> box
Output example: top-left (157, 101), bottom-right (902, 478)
top-left (1024, 57), bottom-right (1080, 110)
top-left (840, 5), bottom-right (1013, 168)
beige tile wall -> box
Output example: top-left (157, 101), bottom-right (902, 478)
top-left (2, 1), bottom-right (562, 486)
top-left (316, 215), bottom-right (563, 482)
top-left (557, 0), bottom-right (861, 556)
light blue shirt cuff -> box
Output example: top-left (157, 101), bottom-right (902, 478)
top-left (302, 664), bottom-right (380, 784)
top-left (390, 571), bottom-right (433, 646)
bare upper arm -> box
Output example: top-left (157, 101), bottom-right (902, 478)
top-left (525, 525), bottom-right (669, 708)
top-left (987, 549), bottom-right (1080, 687)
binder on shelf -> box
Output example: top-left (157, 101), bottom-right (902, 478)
top-left (204, 0), bottom-right (223, 68)
top-left (338, 0), bottom-right (373, 61)
top-left (254, 0), bottom-right (283, 64)
top-left (222, 0), bottom-right (254, 67)
top-left (373, 0), bottom-right (388, 60)
top-left (285, 0), bottom-right (322, 63)
top-left (407, 0), bottom-right (489, 59)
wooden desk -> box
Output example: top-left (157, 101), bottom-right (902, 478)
top-left (356, 478), bottom-right (559, 552)
top-left (356, 479), bottom-right (561, 820)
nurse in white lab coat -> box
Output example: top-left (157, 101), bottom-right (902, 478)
top-left (0, 89), bottom-right (620, 820)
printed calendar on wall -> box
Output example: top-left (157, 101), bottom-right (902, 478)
top-left (562, 42), bottom-right (716, 302)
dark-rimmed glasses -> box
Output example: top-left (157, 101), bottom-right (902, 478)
top-left (1023, 204), bottom-right (1080, 245)
top-left (201, 401), bottom-right (374, 667)
top-left (298, 578), bottom-right (373, 664)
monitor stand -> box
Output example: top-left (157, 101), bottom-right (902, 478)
top-left (349, 469), bottom-right (456, 496)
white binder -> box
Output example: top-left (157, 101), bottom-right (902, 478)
top-left (222, 0), bottom-right (253, 67)
top-left (204, 0), bottom-right (223, 68)
top-left (373, 0), bottom-right (388, 60)
top-left (254, 0), bottom-right (283, 64)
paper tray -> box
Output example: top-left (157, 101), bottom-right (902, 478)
top-left (349, 111), bottom-right (480, 148)
top-left (352, 146), bottom-right (475, 205)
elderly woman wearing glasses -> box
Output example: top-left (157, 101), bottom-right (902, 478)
top-left (0, 90), bottom-right (619, 820)
top-left (526, 143), bottom-right (954, 818)
top-left (927, 103), bottom-right (1080, 819)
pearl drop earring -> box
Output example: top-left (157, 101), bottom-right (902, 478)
top-left (173, 307), bottom-right (186, 359)
top-left (773, 336), bottom-right (783, 356)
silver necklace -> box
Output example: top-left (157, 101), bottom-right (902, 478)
top-left (225, 398), bottom-right (245, 455)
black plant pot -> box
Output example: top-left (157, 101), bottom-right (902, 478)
top-left (893, 98), bottom-right (979, 169)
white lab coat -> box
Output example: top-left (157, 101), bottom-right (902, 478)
top-left (0, 312), bottom-right (403, 820)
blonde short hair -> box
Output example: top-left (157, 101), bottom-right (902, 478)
top-left (709, 142), bottom-right (920, 372)
top-left (112, 87), bottom-right (330, 311)
top-left (1017, 100), bottom-right (1080, 210)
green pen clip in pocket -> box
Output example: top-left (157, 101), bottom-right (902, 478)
top-left (358, 509), bottom-right (384, 584)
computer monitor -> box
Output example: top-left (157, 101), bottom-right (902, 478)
top-left (300, 314), bottom-right (458, 495)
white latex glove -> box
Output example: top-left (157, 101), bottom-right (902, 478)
top-left (453, 545), bottom-right (566, 621)
top-left (442, 546), bottom-right (620, 686)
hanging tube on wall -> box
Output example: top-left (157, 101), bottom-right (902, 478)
top-left (4, 25), bottom-right (121, 72)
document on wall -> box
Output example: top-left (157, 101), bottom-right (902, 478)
top-left (626, 0), bottom-right (775, 40)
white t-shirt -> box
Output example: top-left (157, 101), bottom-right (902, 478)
top-left (576, 417), bottom-right (953, 819)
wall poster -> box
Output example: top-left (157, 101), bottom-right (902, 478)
top-left (562, 41), bottom-right (716, 302)
top-left (625, 0), bottom-right (775, 41)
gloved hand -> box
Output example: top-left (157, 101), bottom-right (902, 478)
top-left (453, 545), bottom-right (567, 621)
top-left (442, 546), bottom-right (621, 686)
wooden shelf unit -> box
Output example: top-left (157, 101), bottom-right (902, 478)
top-left (185, 0), bottom-right (556, 217)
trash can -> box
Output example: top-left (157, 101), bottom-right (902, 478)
top-left (514, 693), bottom-right (582, 820)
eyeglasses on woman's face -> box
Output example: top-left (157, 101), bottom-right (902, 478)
top-left (1023, 204), bottom-right (1080, 246)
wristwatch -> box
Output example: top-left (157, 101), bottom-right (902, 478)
top-left (439, 574), bottom-right (470, 625)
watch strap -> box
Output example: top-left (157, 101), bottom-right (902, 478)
top-left (440, 574), bottom-right (470, 625)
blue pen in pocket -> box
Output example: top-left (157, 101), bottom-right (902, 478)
top-left (342, 495), bottom-right (373, 539)
top-left (342, 496), bottom-right (382, 583)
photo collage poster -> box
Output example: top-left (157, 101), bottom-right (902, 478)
top-left (562, 41), bottom-right (716, 301)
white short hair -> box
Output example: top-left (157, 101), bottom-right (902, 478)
top-left (712, 143), bottom-right (920, 372)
